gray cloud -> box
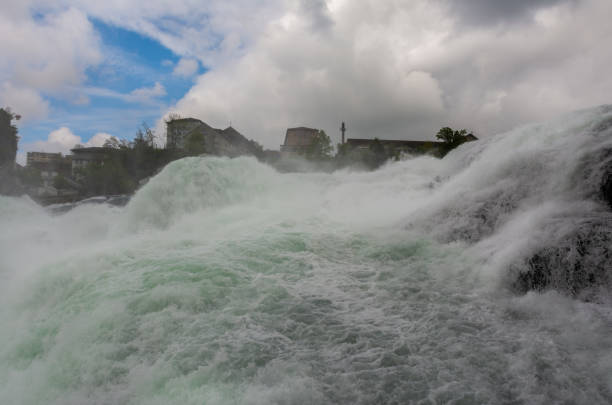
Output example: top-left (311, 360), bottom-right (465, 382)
top-left (299, 0), bottom-right (333, 31)
top-left (445, 0), bottom-right (574, 26)
top-left (0, 6), bottom-right (101, 121)
top-left (164, 0), bottom-right (612, 148)
top-left (6, 0), bottom-right (612, 150)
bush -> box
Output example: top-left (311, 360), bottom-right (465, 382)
top-left (305, 130), bottom-right (333, 160)
top-left (436, 127), bottom-right (474, 155)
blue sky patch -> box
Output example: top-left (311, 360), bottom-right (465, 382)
top-left (19, 18), bottom-right (202, 146)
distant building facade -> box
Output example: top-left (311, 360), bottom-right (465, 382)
top-left (345, 135), bottom-right (477, 157)
top-left (166, 118), bottom-right (203, 149)
top-left (345, 138), bottom-right (443, 154)
top-left (70, 147), bottom-right (111, 178)
top-left (26, 152), bottom-right (72, 187)
top-left (166, 118), bottom-right (262, 157)
top-left (280, 127), bottom-right (319, 155)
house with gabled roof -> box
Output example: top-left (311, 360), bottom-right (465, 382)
top-left (165, 117), bottom-right (261, 157)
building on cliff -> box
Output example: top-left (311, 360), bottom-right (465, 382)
top-left (166, 118), bottom-right (203, 150)
top-left (70, 147), bottom-right (111, 178)
top-left (280, 127), bottom-right (319, 156)
top-left (345, 138), bottom-right (444, 155)
top-left (165, 118), bottom-right (262, 157)
top-left (26, 152), bottom-right (72, 187)
top-left (345, 135), bottom-right (478, 157)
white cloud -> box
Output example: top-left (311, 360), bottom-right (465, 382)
top-left (169, 0), bottom-right (451, 147)
top-left (172, 58), bottom-right (199, 77)
top-left (162, 0), bottom-right (612, 148)
top-left (86, 132), bottom-right (113, 147)
top-left (0, 82), bottom-right (50, 122)
top-left (47, 127), bottom-right (82, 150)
top-left (17, 127), bottom-right (115, 164)
top-left (8, 0), bottom-right (612, 150)
top-left (128, 82), bottom-right (166, 103)
top-left (79, 83), bottom-right (167, 105)
top-left (0, 6), bottom-right (102, 120)
top-left (31, 0), bottom-right (285, 67)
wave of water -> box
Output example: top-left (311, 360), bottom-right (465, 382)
top-left (1, 106), bottom-right (612, 404)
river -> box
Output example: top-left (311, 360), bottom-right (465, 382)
top-left (1, 106), bottom-right (611, 404)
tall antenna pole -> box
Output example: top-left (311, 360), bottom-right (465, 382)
top-left (341, 121), bottom-right (346, 144)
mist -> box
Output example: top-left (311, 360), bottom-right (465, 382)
top-left (1, 106), bottom-right (611, 404)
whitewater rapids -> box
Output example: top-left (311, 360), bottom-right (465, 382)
top-left (1, 106), bottom-right (612, 404)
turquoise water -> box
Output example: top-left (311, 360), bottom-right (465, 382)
top-left (2, 107), bottom-right (612, 404)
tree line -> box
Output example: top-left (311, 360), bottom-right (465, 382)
top-left (294, 126), bottom-right (476, 170)
top-left (1, 103), bottom-right (477, 198)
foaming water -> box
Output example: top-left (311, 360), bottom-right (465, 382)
top-left (1, 106), bottom-right (612, 404)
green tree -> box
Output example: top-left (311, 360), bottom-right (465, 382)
top-left (103, 136), bottom-right (130, 149)
top-left (135, 122), bottom-right (157, 148)
top-left (165, 112), bottom-right (183, 123)
top-left (18, 166), bottom-right (42, 187)
top-left (79, 158), bottom-right (135, 196)
top-left (53, 175), bottom-right (71, 190)
top-left (336, 142), bottom-right (349, 157)
top-left (436, 127), bottom-right (463, 144)
top-left (367, 138), bottom-right (388, 168)
top-left (185, 131), bottom-right (207, 156)
top-left (306, 130), bottom-right (333, 160)
top-left (435, 127), bottom-right (474, 155)
top-left (0, 107), bottom-right (19, 167)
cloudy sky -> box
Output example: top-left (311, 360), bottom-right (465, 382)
top-left (2, 0), bottom-right (611, 162)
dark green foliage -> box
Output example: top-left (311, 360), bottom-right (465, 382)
top-left (249, 139), bottom-right (265, 159)
top-left (185, 131), bottom-right (207, 156)
top-left (18, 167), bottom-right (42, 187)
top-left (334, 147), bottom-right (383, 171)
top-left (336, 142), bottom-right (349, 157)
top-left (436, 127), bottom-right (474, 155)
top-left (436, 127), bottom-right (472, 150)
top-left (436, 127), bottom-right (458, 144)
top-left (368, 138), bottom-right (387, 166)
top-left (0, 108), bottom-right (19, 168)
top-left (334, 138), bottom-right (390, 170)
top-left (342, 138), bottom-right (389, 170)
top-left (53, 175), bottom-right (72, 190)
top-left (305, 130), bottom-right (333, 160)
top-left (77, 156), bottom-right (135, 196)
top-left (77, 123), bottom-right (177, 196)
top-left (0, 107), bottom-right (22, 195)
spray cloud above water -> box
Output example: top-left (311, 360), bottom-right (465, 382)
top-left (1, 106), bottom-right (612, 404)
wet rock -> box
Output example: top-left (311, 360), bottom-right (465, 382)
top-left (601, 159), bottom-right (612, 209)
top-left (511, 218), bottom-right (612, 299)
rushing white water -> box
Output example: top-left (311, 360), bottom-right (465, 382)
top-left (1, 106), bottom-right (612, 404)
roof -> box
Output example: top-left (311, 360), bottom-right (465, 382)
top-left (220, 126), bottom-right (241, 137)
top-left (183, 121), bottom-right (218, 139)
top-left (219, 126), bottom-right (250, 145)
top-left (70, 147), bottom-right (113, 154)
top-left (27, 152), bottom-right (63, 160)
top-left (166, 117), bottom-right (202, 123)
top-left (283, 127), bottom-right (319, 147)
top-left (346, 138), bottom-right (442, 148)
